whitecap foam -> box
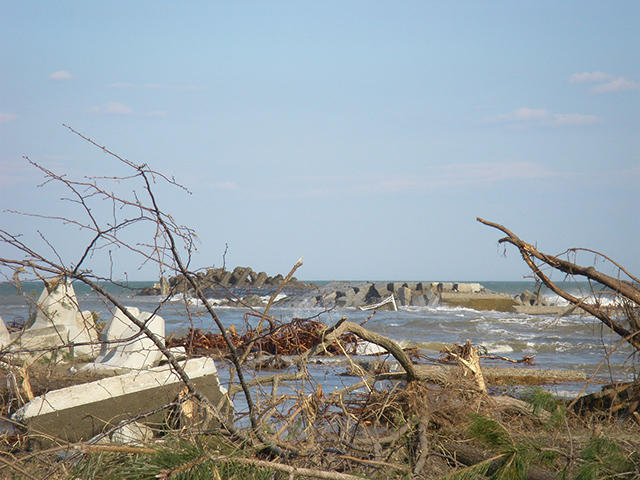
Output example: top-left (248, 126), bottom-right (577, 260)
top-left (260, 293), bottom-right (287, 303)
top-left (168, 293), bottom-right (187, 302)
top-left (544, 291), bottom-right (623, 308)
top-left (433, 305), bottom-right (477, 313)
top-left (552, 341), bottom-right (575, 352)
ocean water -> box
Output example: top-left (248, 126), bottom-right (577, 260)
top-left (1, 280), bottom-right (637, 398)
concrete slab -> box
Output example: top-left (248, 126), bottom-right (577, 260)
top-left (439, 292), bottom-right (519, 312)
top-left (13, 357), bottom-right (231, 445)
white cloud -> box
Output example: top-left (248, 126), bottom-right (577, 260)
top-left (590, 77), bottom-right (640, 94)
top-left (90, 102), bottom-right (135, 115)
top-left (549, 113), bottom-right (600, 127)
top-left (89, 102), bottom-right (167, 117)
top-left (0, 112), bottom-right (17, 124)
top-left (107, 82), bottom-right (202, 91)
top-left (49, 70), bottom-right (73, 81)
top-left (512, 107), bottom-right (550, 120)
top-left (486, 107), bottom-right (600, 128)
top-left (568, 71), bottom-right (614, 84)
top-left (568, 71), bottom-right (640, 94)
top-left (487, 108), bottom-right (549, 123)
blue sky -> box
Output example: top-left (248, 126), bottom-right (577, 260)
top-left (1, 1), bottom-right (639, 282)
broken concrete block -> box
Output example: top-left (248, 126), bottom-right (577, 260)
top-left (83, 307), bottom-right (165, 374)
top-left (109, 420), bottom-right (154, 446)
top-left (13, 357), bottom-right (231, 445)
top-left (26, 280), bottom-right (78, 331)
top-left (16, 280), bottom-right (99, 359)
top-left (425, 289), bottom-right (439, 306)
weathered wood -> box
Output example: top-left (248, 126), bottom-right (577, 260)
top-left (413, 365), bottom-right (586, 385)
top-left (301, 320), bottom-right (419, 381)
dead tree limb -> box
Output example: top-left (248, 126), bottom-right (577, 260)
top-left (300, 320), bottom-right (418, 382)
top-left (478, 217), bottom-right (640, 351)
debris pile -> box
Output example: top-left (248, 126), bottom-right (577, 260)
top-left (168, 318), bottom-right (361, 357)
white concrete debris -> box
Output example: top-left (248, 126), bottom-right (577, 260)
top-left (109, 421), bottom-right (155, 446)
top-left (13, 357), bottom-right (231, 443)
top-left (354, 340), bottom-right (389, 356)
top-left (17, 280), bottom-right (99, 358)
top-left (82, 306), bottom-right (166, 374)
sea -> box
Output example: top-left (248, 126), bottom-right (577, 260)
top-left (1, 280), bottom-right (637, 399)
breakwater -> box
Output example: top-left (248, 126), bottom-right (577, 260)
top-left (141, 267), bottom-right (557, 313)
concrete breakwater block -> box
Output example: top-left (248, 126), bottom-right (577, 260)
top-left (139, 265), bottom-right (311, 296)
top-left (82, 306), bottom-right (166, 374)
top-left (14, 280), bottom-right (100, 359)
top-left (13, 357), bottom-right (231, 444)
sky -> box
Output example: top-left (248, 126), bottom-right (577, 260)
top-left (1, 1), bottom-right (639, 283)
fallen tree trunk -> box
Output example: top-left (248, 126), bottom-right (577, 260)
top-left (372, 365), bottom-right (585, 386)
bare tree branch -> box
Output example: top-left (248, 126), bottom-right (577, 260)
top-left (478, 217), bottom-right (640, 351)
